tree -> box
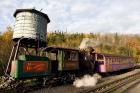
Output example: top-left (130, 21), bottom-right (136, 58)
top-left (0, 27), bottom-right (13, 75)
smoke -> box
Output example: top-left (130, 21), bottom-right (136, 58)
top-left (79, 38), bottom-right (101, 49)
top-left (79, 38), bottom-right (112, 49)
top-left (73, 73), bottom-right (102, 88)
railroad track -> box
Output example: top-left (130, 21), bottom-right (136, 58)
top-left (82, 71), bottom-right (140, 93)
top-left (29, 69), bottom-right (140, 93)
top-left (1, 69), bottom-right (140, 93)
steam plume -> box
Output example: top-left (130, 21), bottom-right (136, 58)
top-left (79, 38), bottom-right (101, 49)
top-left (79, 38), bottom-right (112, 49)
top-left (73, 73), bottom-right (101, 88)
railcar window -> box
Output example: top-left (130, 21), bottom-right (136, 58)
top-left (110, 58), bottom-right (112, 62)
top-left (64, 51), bottom-right (78, 61)
top-left (110, 58), bottom-right (112, 63)
top-left (97, 54), bottom-right (104, 60)
top-left (107, 58), bottom-right (109, 63)
top-left (47, 52), bottom-right (57, 60)
top-left (117, 58), bottom-right (119, 63)
top-left (115, 58), bottom-right (117, 63)
top-left (64, 51), bottom-right (70, 60)
top-left (112, 58), bottom-right (114, 63)
top-left (91, 53), bottom-right (96, 60)
top-left (106, 58), bottom-right (109, 62)
top-left (70, 51), bottom-right (78, 61)
top-left (114, 58), bottom-right (116, 63)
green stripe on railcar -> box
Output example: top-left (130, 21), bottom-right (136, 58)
top-left (10, 55), bottom-right (51, 79)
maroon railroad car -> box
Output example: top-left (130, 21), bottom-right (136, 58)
top-left (92, 53), bottom-right (136, 73)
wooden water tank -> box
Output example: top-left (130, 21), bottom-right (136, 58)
top-left (13, 9), bottom-right (50, 47)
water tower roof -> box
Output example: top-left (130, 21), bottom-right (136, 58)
top-left (14, 9), bottom-right (50, 23)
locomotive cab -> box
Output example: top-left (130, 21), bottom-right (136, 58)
top-left (41, 47), bottom-right (79, 74)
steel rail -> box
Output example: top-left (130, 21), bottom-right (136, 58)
top-left (82, 72), bottom-right (140, 93)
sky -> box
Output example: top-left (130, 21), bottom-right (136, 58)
top-left (0, 0), bottom-right (140, 34)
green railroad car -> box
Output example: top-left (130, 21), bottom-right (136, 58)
top-left (42, 47), bottom-right (80, 73)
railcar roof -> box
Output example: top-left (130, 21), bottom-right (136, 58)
top-left (98, 53), bottom-right (132, 58)
top-left (43, 46), bottom-right (79, 52)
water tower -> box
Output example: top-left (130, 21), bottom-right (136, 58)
top-left (5, 9), bottom-right (50, 74)
top-left (13, 9), bottom-right (50, 47)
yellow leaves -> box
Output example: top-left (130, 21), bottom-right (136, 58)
top-left (135, 56), bottom-right (140, 63)
top-left (0, 27), bottom-right (13, 67)
top-left (2, 27), bottom-right (13, 42)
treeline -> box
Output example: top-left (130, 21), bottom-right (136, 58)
top-left (47, 31), bottom-right (140, 62)
top-left (0, 27), bottom-right (140, 75)
top-left (47, 31), bottom-right (89, 48)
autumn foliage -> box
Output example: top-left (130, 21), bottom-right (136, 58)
top-left (0, 27), bottom-right (140, 75)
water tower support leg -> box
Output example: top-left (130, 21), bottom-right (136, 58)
top-left (5, 45), bottom-right (15, 75)
top-left (13, 40), bottom-right (20, 60)
top-left (5, 37), bottom-right (23, 75)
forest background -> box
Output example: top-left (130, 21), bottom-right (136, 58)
top-left (0, 26), bottom-right (140, 75)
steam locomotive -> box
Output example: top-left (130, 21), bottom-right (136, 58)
top-left (10, 46), bottom-right (136, 81)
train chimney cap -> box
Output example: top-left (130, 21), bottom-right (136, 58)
top-left (14, 8), bottom-right (50, 23)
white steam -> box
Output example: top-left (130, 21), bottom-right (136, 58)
top-left (79, 38), bottom-right (101, 49)
top-left (79, 38), bottom-right (112, 49)
top-left (73, 73), bottom-right (102, 88)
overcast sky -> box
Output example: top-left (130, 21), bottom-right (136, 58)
top-left (0, 0), bottom-right (140, 34)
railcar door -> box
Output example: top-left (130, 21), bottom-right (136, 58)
top-left (96, 54), bottom-right (105, 72)
top-left (44, 50), bottom-right (58, 73)
top-left (43, 49), bottom-right (63, 72)
top-left (44, 49), bottom-right (64, 72)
